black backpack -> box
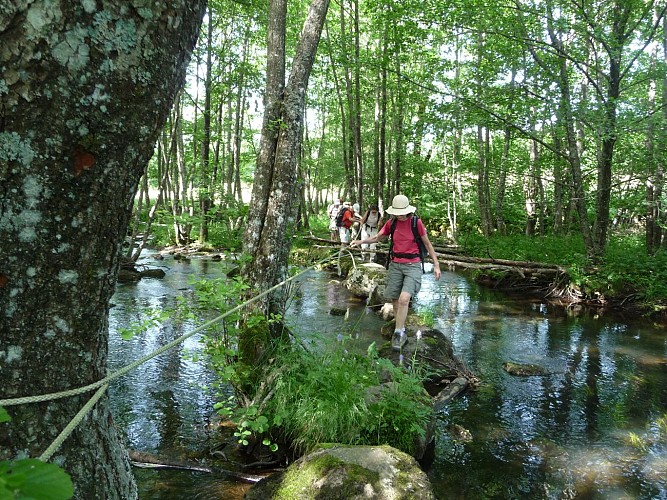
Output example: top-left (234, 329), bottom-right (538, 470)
top-left (387, 215), bottom-right (428, 272)
top-left (336, 207), bottom-right (349, 227)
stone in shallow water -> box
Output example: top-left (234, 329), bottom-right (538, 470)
top-left (244, 444), bottom-right (435, 500)
top-left (502, 361), bottom-right (546, 376)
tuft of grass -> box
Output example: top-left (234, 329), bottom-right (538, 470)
top-left (263, 342), bottom-right (432, 456)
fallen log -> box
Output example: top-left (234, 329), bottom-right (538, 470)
top-left (128, 450), bottom-right (265, 483)
top-left (306, 237), bottom-right (566, 278)
top-left (432, 377), bottom-right (469, 412)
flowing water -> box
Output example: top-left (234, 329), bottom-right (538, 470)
top-left (108, 251), bottom-right (667, 499)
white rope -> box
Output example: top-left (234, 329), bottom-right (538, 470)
top-left (38, 384), bottom-right (108, 462)
top-left (0, 250), bottom-right (344, 408)
top-left (336, 246), bottom-right (357, 276)
top-left (2, 248), bottom-right (347, 463)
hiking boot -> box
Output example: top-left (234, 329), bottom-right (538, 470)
top-left (391, 331), bottom-right (407, 351)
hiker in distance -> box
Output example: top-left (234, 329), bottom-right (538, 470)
top-left (351, 194), bottom-right (441, 350)
top-left (337, 201), bottom-right (356, 243)
top-left (358, 203), bottom-right (383, 262)
top-left (327, 198), bottom-right (342, 241)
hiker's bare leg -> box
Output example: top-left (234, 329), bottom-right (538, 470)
top-left (393, 291), bottom-right (411, 331)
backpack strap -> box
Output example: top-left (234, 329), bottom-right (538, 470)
top-left (386, 218), bottom-right (398, 269)
top-left (412, 216), bottom-right (426, 273)
top-left (387, 216), bottom-right (426, 273)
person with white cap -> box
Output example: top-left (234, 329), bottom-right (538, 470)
top-left (351, 194), bottom-right (441, 350)
top-left (327, 198), bottom-right (342, 241)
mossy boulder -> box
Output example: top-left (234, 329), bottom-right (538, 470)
top-left (344, 262), bottom-right (387, 300)
top-left (244, 444), bottom-right (435, 500)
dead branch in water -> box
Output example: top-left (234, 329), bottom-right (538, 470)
top-left (304, 236), bottom-right (566, 277)
top-left (128, 451), bottom-right (265, 483)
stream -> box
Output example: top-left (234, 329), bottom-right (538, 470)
top-left (108, 251), bottom-right (667, 499)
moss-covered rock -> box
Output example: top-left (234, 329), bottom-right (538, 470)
top-left (502, 361), bottom-right (547, 376)
top-left (244, 444), bottom-right (435, 500)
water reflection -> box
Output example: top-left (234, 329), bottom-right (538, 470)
top-left (423, 274), bottom-right (667, 499)
top-left (108, 253), bottom-right (667, 499)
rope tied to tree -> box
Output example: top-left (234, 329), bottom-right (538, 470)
top-left (1, 248), bottom-right (347, 462)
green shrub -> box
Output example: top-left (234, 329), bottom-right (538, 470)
top-left (259, 342), bottom-right (433, 456)
top-left (463, 233), bottom-right (587, 264)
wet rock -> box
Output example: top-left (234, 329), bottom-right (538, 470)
top-left (433, 377), bottom-right (469, 412)
top-left (329, 307), bottom-right (348, 316)
top-left (117, 266), bottom-right (166, 283)
top-left (117, 268), bottom-right (141, 282)
top-left (379, 328), bottom-right (479, 394)
top-left (140, 268), bottom-right (166, 279)
top-left (448, 423), bottom-right (473, 442)
top-left (380, 329), bottom-right (454, 368)
top-left (244, 444), bottom-right (435, 500)
top-left (344, 262), bottom-right (386, 297)
top-left (502, 361), bottom-right (546, 376)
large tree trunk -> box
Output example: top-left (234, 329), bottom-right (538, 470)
top-left (241, 0), bottom-right (330, 371)
top-left (0, 2), bottom-right (205, 498)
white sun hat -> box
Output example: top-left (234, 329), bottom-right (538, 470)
top-left (385, 194), bottom-right (416, 215)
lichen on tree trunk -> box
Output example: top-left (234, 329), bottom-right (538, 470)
top-left (0, 2), bottom-right (205, 498)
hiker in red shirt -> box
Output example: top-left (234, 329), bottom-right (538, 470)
top-left (351, 194), bottom-right (441, 350)
top-left (337, 201), bottom-right (355, 243)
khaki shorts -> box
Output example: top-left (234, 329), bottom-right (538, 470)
top-left (384, 262), bottom-right (422, 300)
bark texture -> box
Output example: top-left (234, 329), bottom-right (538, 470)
top-left (243, 0), bottom-right (330, 316)
top-left (0, 1), bottom-right (205, 498)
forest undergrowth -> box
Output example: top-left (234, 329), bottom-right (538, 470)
top-left (461, 232), bottom-right (667, 322)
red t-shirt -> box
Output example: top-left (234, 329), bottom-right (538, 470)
top-left (379, 216), bottom-right (426, 263)
top-left (341, 208), bottom-right (354, 228)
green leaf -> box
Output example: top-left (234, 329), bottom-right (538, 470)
top-left (0, 407), bottom-right (10, 424)
top-left (0, 459), bottom-right (73, 500)
top-left (119, 328), bottom-right (135, 340)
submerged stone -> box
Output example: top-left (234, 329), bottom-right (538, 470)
top-left (502, 361), bottom-right (546, 376)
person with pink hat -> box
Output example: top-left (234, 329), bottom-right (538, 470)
top-left (351, 194), bottom-right (441, 350)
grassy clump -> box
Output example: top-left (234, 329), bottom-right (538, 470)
top-left (462, 233), bottom-right (587, 265)
top-left (594, 236), bottom-right (667, 302)
top-left (257, 342), bottom-right (433, 457)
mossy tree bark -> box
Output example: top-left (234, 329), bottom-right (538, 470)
top-left (0, 1), bottom-right (205, 498)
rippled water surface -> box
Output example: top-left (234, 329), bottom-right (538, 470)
top-left (108, 252), bottom-right (667, 499)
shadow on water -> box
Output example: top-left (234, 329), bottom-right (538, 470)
top-left (108, 254), bottom-right (667, 499)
